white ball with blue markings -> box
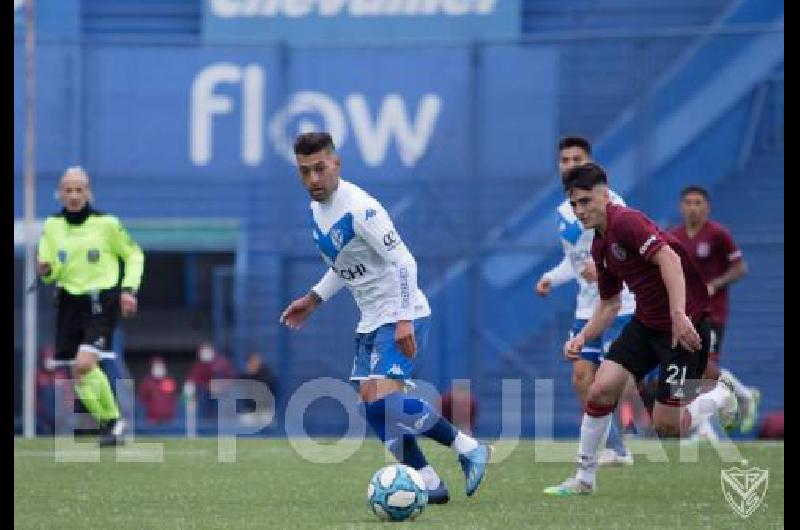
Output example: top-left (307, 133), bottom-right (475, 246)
top-left (366, 464), bottom-right (428, 522)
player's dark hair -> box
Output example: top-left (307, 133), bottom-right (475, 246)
top-left (562, 162), bottom-right (607, 192)
top-left (294, 132), bottom-right (335, 156)
top-left (680, 185), bottom-right (710, 202)
top-left (559, 135), bottom-right (592, 155)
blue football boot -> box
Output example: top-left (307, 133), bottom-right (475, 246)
top-left (458, 444), bottom-right (491, 496)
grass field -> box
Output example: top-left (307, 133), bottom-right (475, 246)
top-left (14, 437), bottom-right (783, 529)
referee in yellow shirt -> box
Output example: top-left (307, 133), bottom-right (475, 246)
top-left (36, 166), bottom-right (144, 446)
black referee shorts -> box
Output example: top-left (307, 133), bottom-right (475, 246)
top-left (55, 288), bottom-right (120, 361)
top-left (605, 317), bottom-right (711, 407)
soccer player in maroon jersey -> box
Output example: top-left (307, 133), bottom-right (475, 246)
top-left (669, 186), bottom-right (760, 433)
top-left (544, 164), bottom-right (739, 496)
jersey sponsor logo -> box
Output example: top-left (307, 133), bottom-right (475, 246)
top-left (697, 241), bottom-right (710, 258)
top-left (87, 249), bottom-right (100, 263)
top-left (365, 208), bottom-right (377, 221)
top-left (398, 266), bottom-right (410, 307)
top-left (330, 227), bottom-right (345, 250)
top-left (611, 242), bottom-right (627, 262)
top-left (639, 235), bottom-right (657, 256)
top-left (335, 263), bottom-right (367, 280)
top-left (388, 364), bottom-right (404, 376)
top-left (383, 230), bottom-right (398, 248)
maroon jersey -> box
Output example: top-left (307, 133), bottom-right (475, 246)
top-left (668, 221), bottom-right (742, 326)
top-left (593, 203), bottom-right (710, 331)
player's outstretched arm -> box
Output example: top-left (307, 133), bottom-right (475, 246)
top-left (537, 255), bottom-right (574, 296)
top-left (280, 291), bottom-right (323, 330)
top-left (280, 267), bottom-right (345, 329)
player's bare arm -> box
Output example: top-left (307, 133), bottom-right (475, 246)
top-left (535, 277), bottom-right (551, 296)
top-left (280, 291), bottom-right (323, 330)
top-left (395, 320), bottom-right (417, 359)
top-left (36, 261), bottom-right (52, 277)
top-left (580, 259), bottom-right (598, 283)
top-left (651, 245), bottom-right (702, 351)
top-left (535, 255), bottom-right (573, 297)
top-left (564, 293), bottom-right (620, 360)
top-left (707, 259), bottom-right (748, 295)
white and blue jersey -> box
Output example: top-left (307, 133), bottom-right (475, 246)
top-left (308, 179), bottom-right (431, 381)
top-left (543, 189), bottom-right (636, 362)
top-left (544, 190), bottom-right (636, 320)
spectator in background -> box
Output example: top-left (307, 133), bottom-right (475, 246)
top-left (138, 356), bottom-right (178, 424)
top-left (237, 352), bottom-right (277, 427)
top-left (439, 382), bottom-right (477, 434)
top-left (185, 342), bottom-right (236, 419)
top-left (36, 345), bottom-right (71, 435)
top-left (758, 411), bottom-right (783, 440)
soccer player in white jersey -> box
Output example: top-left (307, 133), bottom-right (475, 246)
top-left (535, 136), bottom-right (635, 465)
top-left (280, 132), bottom-right (491, 503)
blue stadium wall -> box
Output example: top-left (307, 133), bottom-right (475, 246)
top-left (14, 0), bottom-right (783, 438)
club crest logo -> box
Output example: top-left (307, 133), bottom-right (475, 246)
top-left (611, 242), bottom-right (627, 261)
top-left (721, 462), bottom-right (769, 518)
top-left (697, 241), bottom-right (711, 258)
top-left (330, 228), bottom-right (345, 250)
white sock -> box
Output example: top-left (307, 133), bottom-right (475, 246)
top-left (451, 431), bottom-right (479, 456)
top-left (685, 382), bottom-right (730, 430)
top-left (720, 368), bottom-right (751, 401)
top-left (418, 465), bottom-right (441, 490)
top-left (576, 413), bottom-right (611, 485)
top-left (695, 417), bottom-right (719, 441)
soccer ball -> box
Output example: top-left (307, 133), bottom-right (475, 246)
top-left (366, 464), bottom-right (428, 522)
